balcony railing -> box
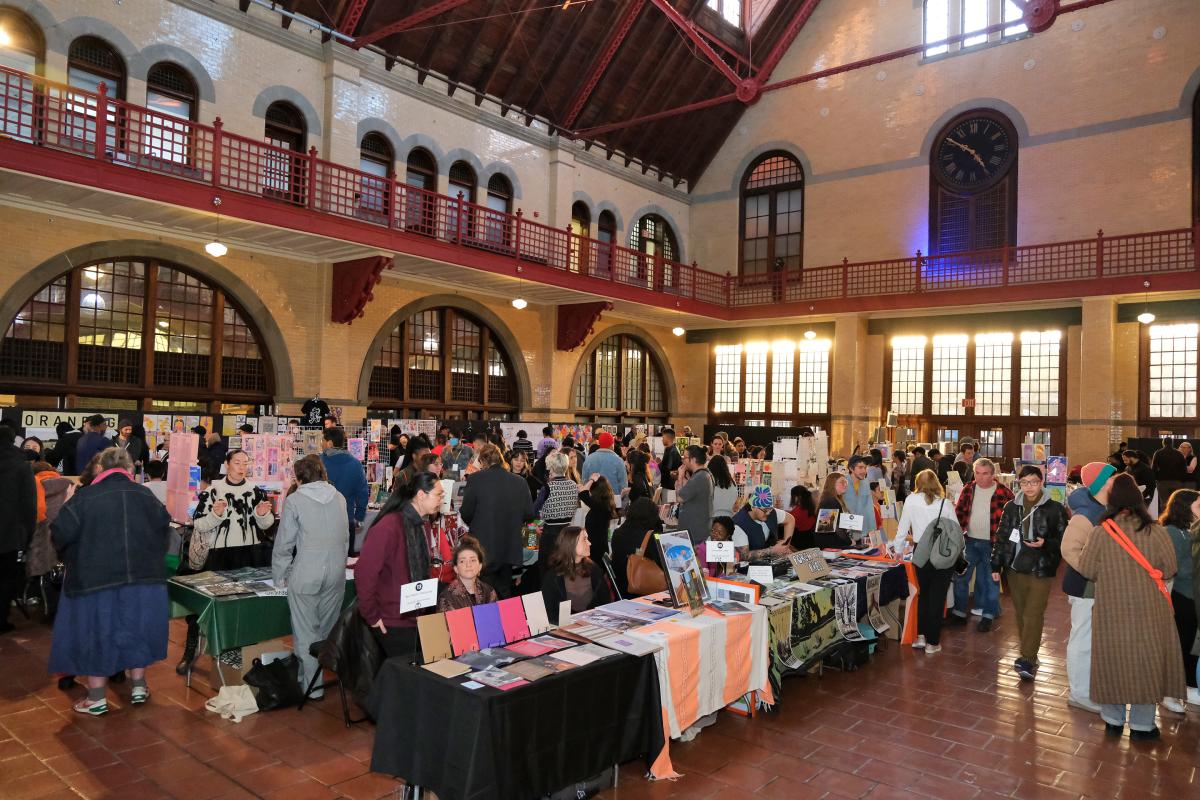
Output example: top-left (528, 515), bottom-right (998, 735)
top-left (0, 64), bottom-right (1195, 315)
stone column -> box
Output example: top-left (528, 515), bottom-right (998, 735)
top-left (1068, 297), bottom-right (1118, 464)
top-left (830, 314), bottom-right (871, 455)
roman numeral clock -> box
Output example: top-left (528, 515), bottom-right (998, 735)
top-left (935, 117), bottom-right (1015, 192)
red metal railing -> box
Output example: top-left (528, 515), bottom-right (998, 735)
top-left (0, 64), bottom-right (1195, 315)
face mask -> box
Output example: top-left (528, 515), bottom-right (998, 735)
top-left (449, 438), bottom-right (459, 446)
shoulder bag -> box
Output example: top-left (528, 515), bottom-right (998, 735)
top-left (627, 530), bottom-right (667, 596)
top-left (1101, 519), bottom-right (1173, 608)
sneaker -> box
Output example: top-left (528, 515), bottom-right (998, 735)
top-left (970, 608), bottom-right (984, 617)
top-left (131, 684), bottom-right (149, 705)
top-left (924, 644), bottom-right (942, 654)
top-left (911, 635), bottom-right (927, 649)
top-left (1068, 695), bottom-right (1102, 713)
top-left (1161, 697), bottom-right (1186, 715)
top-left (977, 618), bottom-right (993, 633)
top-left (73, 697), bottom-right (107, 716)
top-left (1014, 659), bottom-right (1036, 681)
top-left (1129, 727), bottom-right (1161, 741)
top-left (945, 614), bottom-right (968, 627)
top-left (1186, 687), bottom-right (1200, 709)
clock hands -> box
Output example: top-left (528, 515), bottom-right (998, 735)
top-left (945, 138), bottom-right (989, 173)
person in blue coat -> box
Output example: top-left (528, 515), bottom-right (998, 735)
top-left (75, 415), bottom-right (113, 470)
top-left (320, 427), bottom-right (369, 556)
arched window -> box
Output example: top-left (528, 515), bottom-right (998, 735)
top-left (596, 209), bottom-right (616, 276)
top-left (404, 148), bottom-right (437, 233)
top-left (0, 259), bottom-right (271, 404)
top-left (572, 333), bottom-right (669, 423)
top-left (367, 307), bottom-right (518, 419)
top-left (485, 174), bottom-right (512, 215)
top-left (570, 201), bottom-right (591, 273)
top-left (447, 161), bottom-right (477, 240)
top-left (0, 8), bottom-right (45, 142)
top-left (482, 174), bottom-right (513, 248)
top-left (739, 152), bottom-right (804, 279)
top-left (358, 132), bottom-right (393, 220)
top-left (144, 62), bottom-right (197, 167)
top-left (67, 37), bottom-right (125, 153)
top-left (263, 101), bottom-right (306, 202)
top-left (629, 214), bottom-right (679, 291)
top-left (929, 109), bottom-right (1018, 254)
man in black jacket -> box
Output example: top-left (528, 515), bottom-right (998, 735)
top-left (51, 421), bottom-right (83, 475)
top-left (460, 443), bottom-right (534, 599)
top-left (659, 428), bottom-right (682, 493)
top-left (0, 425), bottom-right (37, 632)
top-left (909, 446), bottom-right (936, 479)
top-left (1152, 438), bottom-right (1186, 506)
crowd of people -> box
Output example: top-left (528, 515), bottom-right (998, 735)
top-left (1, 415), bottom-right (1197, 740)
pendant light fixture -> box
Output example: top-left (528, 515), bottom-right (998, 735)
top-left (205, 196), bottom-right (228, 258)
top-left (511, 267), bottom-right (527, 310)
top-left (672, 326), bottom-right (685, 337)
top-left (1137, 280), bottom-right (1155, 325)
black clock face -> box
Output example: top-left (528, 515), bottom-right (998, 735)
top-left (935, 117), bottom-right (1014, 191)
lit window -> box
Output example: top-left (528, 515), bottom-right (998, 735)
top-left (924, 0), bottom-right (1027, 57)
top-left (890, 336), bottom-right (927, 415)
top-left (978, 428), bottom-right (1004, 459)
top-left (931, 334), bottom-right (968, 415)
top-left (1148, 323), bottom-right (1198, 418)
top-left (797, 339), bottom-right (830, 414)
top-left (1019, 330), bottom-right (1061, 416)
top-left (714, 345), bottom-right (742, 413)
top-left (706, 0), bottom-right (741, 28)
top-left (744, 342), bottom-right (768, 414)
top-left (973, 332), bottom-right (1012, 416)
top-left (771, 341), bottom-right (795, 415)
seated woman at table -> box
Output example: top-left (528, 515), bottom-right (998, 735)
top-left (697, 517), bottom-right (738, 576)
top-left (815, 472), bottom-right (853, 549)
top-left (271, 455), bottom-right (349, 699)
top-left (436, 537), bottom-right (498, 611)
top-left (356, 471), bottom-right (444, 661)
top-left (609, 498), bottom-right (664, 598)
top-left (541, 526), bottom-right (612, 623)
top-left (49, 447), bottom-right (172, 715)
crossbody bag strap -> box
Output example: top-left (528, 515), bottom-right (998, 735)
top-left (1101, 519), bottom-right (1173, 608)
top-left (636, 530), bottom-right (654, 557)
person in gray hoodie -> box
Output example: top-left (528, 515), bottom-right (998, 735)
top-left (272, 454), bottom-right (349, 698)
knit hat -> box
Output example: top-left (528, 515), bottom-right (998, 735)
top-left (1081, 462), bottom-right (1116, 497)
top-left (597, 431), bottom-right (614, 449)
top-left (750, 484), bottom-right (774, 509)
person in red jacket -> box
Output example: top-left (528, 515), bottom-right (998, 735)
top-left (355, 471), bottom-right (444, 661)
top-left (948, 457), bottom-right (1014, 632)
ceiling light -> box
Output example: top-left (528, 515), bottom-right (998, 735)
top-left (511, 297), bottom-right (527, 310)
top-left (803, 330), bottom-right (816, 340)
top-left (1137, 280), bottom-right (1154, 325)
top-left (204, 240), bottom-right (227, 257)
top-left (672, 326), bottom-right (685, 337)
top-left (0, 29), bottom-right (11, 48)
top-left (1138, 311), bottom-right (1156, 325)
top-left (157, 320), bottom-right (169, 329)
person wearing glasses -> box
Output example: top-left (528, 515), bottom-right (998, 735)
top-left (991, 465), bottom-right (1068, 682)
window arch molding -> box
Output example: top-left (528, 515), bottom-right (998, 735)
top-left (0, 239), bottom-right (292, 398)
top-left (134, 45), bottom-right (215, 103)
top-left (480, 163), bottom-right (522, 201)
top-left (739, 149), bottom-right (805, 278)
top-left (726, 141), bottom-right (812, 194)
top-left (251, 85), bottom-right (322, 138)
top-left (568, 324), bottom-right (677, 419)
top-left (0, 5), bottom-right (46, 71)
top-left (356, 293), bottom-right (530, 410)
top-left (54, 16), bottom-right (141, 74)
top-left (627, 205), bottom-right (684, 263)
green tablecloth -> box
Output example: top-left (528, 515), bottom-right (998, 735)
top-left (168, 579), bottom-right (356, 655)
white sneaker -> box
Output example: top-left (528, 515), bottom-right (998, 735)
top-left (970, 608), bottom-right (983, 617)
top-left (1162, 697), bottom-right (1186, 715)
top-left (924, 644), bottom-right (942, 654)
top-left (911, 635), bottom-right (927, 649)
top-left (1067, 695), bottom-right (1101, 713)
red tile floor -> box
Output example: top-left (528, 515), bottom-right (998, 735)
top-left (1, 585), bottom-right (1196, 799)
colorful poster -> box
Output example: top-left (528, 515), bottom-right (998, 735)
top-left (656, 531), bottom-right (708, 613)
top-left (1045, 455), bottom-right (1068, 486)
top-left (790, 588), bottom-right (841, 664)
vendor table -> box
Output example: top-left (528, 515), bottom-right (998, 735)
top-left (167, 579), bottom-right (356, 656)
top-left (365, 653), bottom-right (665, 800)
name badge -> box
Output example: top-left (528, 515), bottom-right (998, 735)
top-left (1009, 529), bottom-right (1021, 544)
top-left (399, 579), bottom-right (438, 613)
top-left (707, 541), bottom-right (734, 563)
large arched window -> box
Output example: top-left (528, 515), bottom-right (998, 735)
top-left (0, 8), bottom-right (44, 142)
top-left (367, 307), bottom-right (517, 419)
top-left (358, 132), bottom-right (393, 220)
top-left (739, 152), bottom-right (804, 279)
top-left (263, 101), bottom-right (306, 203)
top-left (404, 148), bottom-right (437, 233)
top-left (570, 201), bottom-right (591, 273)
top-left (572, 333), bottom-right (669, 423)
top-left (144, 62), bottom-right (197, 168)
top-left (0, 259), bottom-right (271, 406)
top-left (929, 109), bottom-right (1018, 254)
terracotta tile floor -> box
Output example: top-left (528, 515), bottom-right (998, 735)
top-left (1, 585), bottom-right (1196, 799)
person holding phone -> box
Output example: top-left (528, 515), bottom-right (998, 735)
top-left (991, 464), bottom-right (1067, 682)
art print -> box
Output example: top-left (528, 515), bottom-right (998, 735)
top-left (866, 573), bottom-right (889, 633)
top-left (833, 582), bottom-right (865, 641)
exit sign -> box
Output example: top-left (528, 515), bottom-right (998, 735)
top-left (961, 398), bottom-right (976, 408)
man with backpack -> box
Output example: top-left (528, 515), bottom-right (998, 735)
top-left (949, 457), bottom-right (1014, 632)
top-left (991, 465), bottom-right (1068, 681)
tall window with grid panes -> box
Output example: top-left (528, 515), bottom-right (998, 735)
top-left (572, 333), bottom-right (669, 424)
top-left (1140, 323), bottom-right (1200, 437)
top-left (709, 337), bottom-right (831, 429)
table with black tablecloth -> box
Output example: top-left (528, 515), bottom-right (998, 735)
top-left (366, 653), bottom-right (665, 800)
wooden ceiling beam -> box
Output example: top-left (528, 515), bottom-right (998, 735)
top-left (447, 0), bottom-right (505, 97)
top-left (600, 22), bottom-right (690, 156)
top-left (501, 5), bottom-right (576, 118)
top-left (475, 0), bottom-right (535, 105)
top-left (558, 0), bottom-right (648, 130)
top-left (413, 15), bottom-right (455, 87)
top-left (630, 62), bottom-right (721, 175)
top-left (522, 8), bottom-right (591, 121)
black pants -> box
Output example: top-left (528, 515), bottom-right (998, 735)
top-left (1172, 590), bottom-right (1198, 689)
top-left (372, 625), bottom-right (419, 663)
top-left (916, 562), bottom-right (954, 646)
top-left (483, 564), bottom-right (514, 600)
top-left (0, 550), bottom-right (23, 627)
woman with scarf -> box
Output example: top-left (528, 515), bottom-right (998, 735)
top-left (355, 471), bottom-right (444, 661)
top-left (48, 447), bottom-right (171, 715)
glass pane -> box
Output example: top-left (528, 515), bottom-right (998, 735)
top-left (798, 340), bottom-right (831, 414)
top-left (771, 343), bottom-right (795, 415)
top-left (744, 343), bottom-right (767, 414)
top-left (1148, 323), bottom-right (1198, 418)
top-left (974, 332), bottom-right (1013, 416)
top-left (713, 345), bottom-right (742, 414)
top-left (1003, 0), bottom-right (1028, 36)
top-left (924, 0), bottom-right (950, 56)
top-left (890, 336), bottom-right (926, 415)
top-left (963, 0), bottom-right (988, 47)
top-left (1019, 330), bottom-right (1062, 416)
top-left (931, 334), bottom-right (967, 415)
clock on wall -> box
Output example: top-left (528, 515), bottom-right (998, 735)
top-left (934, 115), bottom-right (1015, 192)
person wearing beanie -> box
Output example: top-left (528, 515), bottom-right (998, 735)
top-left (581, 430), bottom-right (627, 496)
top-left (731, 485), bottom-right (796, 553)
top-left (1078, 472), bottom-right (1183, 740)
top-left (113, 418), bottom-right (146, 464)
top-left (1060, 461), bottom-right (1117, 712)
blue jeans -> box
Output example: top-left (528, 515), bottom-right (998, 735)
top-left (953, 537), bottom-right (999, 619)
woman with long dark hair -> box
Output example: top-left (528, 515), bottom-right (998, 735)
top-left (355, 471), bottom-right (444, 661)
top-left (708, 455), bottom-right (737, 518)
top-left (1079, 473), bottom-right (1183, 739)
top-left (1158, 488), bottom-right (1200, 709)
top-left (540, 526), bottom-right (612, 623)
top-left (578, 473), bottom-right (617, 563)
top-left (626, 449), bottom-right (653, 504)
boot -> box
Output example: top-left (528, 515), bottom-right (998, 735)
top-left (175, 618), bottom-right (200, 675)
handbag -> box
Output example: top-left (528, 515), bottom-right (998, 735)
top-left (185, 525), bottom-right (217, 570)
top-left (1101, 519), bottom-right (1173, 608)
top-left (243, 654), bottom-right (305, 711)
top-left (626, 531), bottom-right (667, 596)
